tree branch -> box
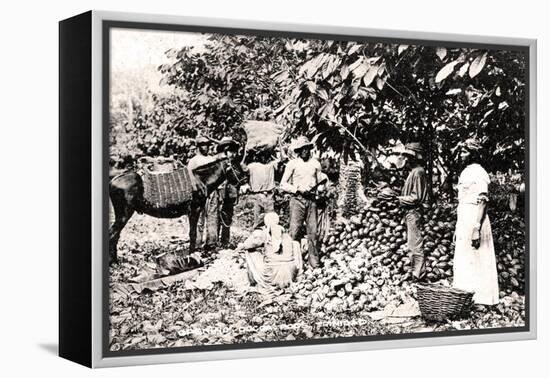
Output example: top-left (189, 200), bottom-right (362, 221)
top-left (385, 81), bottom-right (406, 98)
top-left (318, 115), bottom-right (375, 161)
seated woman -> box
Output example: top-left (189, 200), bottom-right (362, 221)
top-left (241, 213), bottom-right (303, 298)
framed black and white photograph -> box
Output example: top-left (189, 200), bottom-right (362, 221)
top-left (59, 10), bottom-right (537, 368)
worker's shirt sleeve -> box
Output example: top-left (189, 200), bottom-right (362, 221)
top-left (280, 160), bottom-right (297, 193)
top-left (398, 168), bottom-right (428, 206)
top-left (476, 167), bottom-right (490, 204)
top-left (315, 160), bottom-right (324, 184)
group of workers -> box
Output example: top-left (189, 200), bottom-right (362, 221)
top-left (186, 134), bottom-right (499, 306)
top-left (186, 134), bottom-right (326, 270)
top-left (186, 135), bottom-right (241, 249)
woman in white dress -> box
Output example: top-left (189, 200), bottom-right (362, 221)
top-left (452, 139), bottom-right (499, 305)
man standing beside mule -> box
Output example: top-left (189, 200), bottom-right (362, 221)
top-left (187, 136), bottom-right (215, 249)
top-left (395, 142), bottom-right (429, 281)
top-left (187, 136), bottom-right (215, 191)
top-left (213, 137), bottom-right (241, 248)
top-left (280, 137), bottom-right (324, 268)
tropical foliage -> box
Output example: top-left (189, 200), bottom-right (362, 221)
top-left (110, 34), bottom-right (527, 195)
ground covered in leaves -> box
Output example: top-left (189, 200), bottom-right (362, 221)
top-left (108, 212), bottom-right (389, 351)
top-left (108, 201), bottom-right (526, 352)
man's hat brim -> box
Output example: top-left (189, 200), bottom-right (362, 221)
top-left (293, 143), bottom-right (314, 152)
top-left (196, 137), bottom-right (212, 146)
top-left (217, 140), bottom-right (239, 152)
top-left (391, 146), bottom-right (422, 159)
top-left (403, 150), bottom-right (420, 158)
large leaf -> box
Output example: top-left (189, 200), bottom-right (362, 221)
top-left (298, 58), bottom-right (316, 79)
top-left (271, 70), bottom-right (289, 84)
top-left (299, 53), bottom-right (330, 79)
top-left (375, 76), bottom-right (386, 90)
top-left (316, 88), bottom-right (329, 101)
top-left (469, 52), bottom-right (488, 78)
top-left (457, 62), bottom-right (469, 77)
top-left (436, 47), bottom-right (447, 60)
top-left (377, 62), bottom-right (386, 76)
top-left (398, 45), bottom-right (409, 55)
top-left (347, 44), bottom-right (363, 56)
top-left (498, 101), bottom-right (509, 110)
top-left (352, 61), bottom-right (369, 78)
top-left (367, 56), bottom-right (382, 65)
top-left (435, 60), bottom-right (460, 83)
top-left (319, 101), bottom-right (335, 119)
top-left (322, 55), bottom-right (342, 79)
top-left (348, 57), bottom-right (363, 70)
top-left (340, 64), bottom-right (351, 81)
top-left (350, 80), bottom-right (360, 98)
top-left (445, 88), bottom-right (462, 96)
top-left (363, 65), bottom-right (379, 87)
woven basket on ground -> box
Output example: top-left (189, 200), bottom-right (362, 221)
top-left (416, 283), bottom-right (474, 322)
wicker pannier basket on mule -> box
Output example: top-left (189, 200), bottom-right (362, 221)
top-left (141, 168), bottom-right (193, 209)
top-left (416, 283), bottom-right (474, 322)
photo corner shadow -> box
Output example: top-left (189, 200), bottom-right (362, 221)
top-left (38, 343), bottom-right (59, 356)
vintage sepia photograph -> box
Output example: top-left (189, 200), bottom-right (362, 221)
top-left (106, 25), bottom-right (528, 354)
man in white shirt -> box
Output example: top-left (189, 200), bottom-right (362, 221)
top-left (187, 136), bottom-right (215, 191)
top-left (242, 139), bottom-right (287, 229)
top-left (280, 136), bottom-right (324, 268)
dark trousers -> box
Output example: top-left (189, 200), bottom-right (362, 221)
top-left (205, 188), bottom-right (235, 248)
top-left (405, 209), bottom-right (425, 278)
top-left (289, 196), bottom-right (319, 268)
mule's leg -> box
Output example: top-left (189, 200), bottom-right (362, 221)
top-left (109, 189), bottom-right (135, 264)
top-left (109, 222), bottom-right (122, 264)
top-left (109, 218), bottom-right (132, 264)
top-left (187, 205), bottom-right (201, 255)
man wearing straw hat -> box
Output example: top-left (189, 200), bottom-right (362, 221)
top-left (393, 142), bottom-right (429, 281)
top-left (187, 136), bottom-right (215, 191)
top-left (187, 136), bottom-right (215, 248)
top-left (213, 136), bottom-right (241, 247)
top-left (280, 136), bottom-right (324, 268)
top-left (241, 137), bottom-right (288, 230)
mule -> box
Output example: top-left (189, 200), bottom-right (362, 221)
top-left (108, 158), bottom-right (245, 263)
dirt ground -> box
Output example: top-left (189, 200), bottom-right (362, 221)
top-left (108, 198), bottom-right (525, 352)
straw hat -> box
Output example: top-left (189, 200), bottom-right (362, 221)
top-left (195, 136), bottom-right (211, 146)
top-left (216, 136), bottom-right (239, 152)
top-left (404, 142), bottom-right (424, 159)
top-left (292, 136), bottom-right (314, 152)
top-left (391, 142), bottom-right (423, 159)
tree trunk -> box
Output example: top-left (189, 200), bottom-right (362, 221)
top-left (337, 157), bottom-right (365, 217)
